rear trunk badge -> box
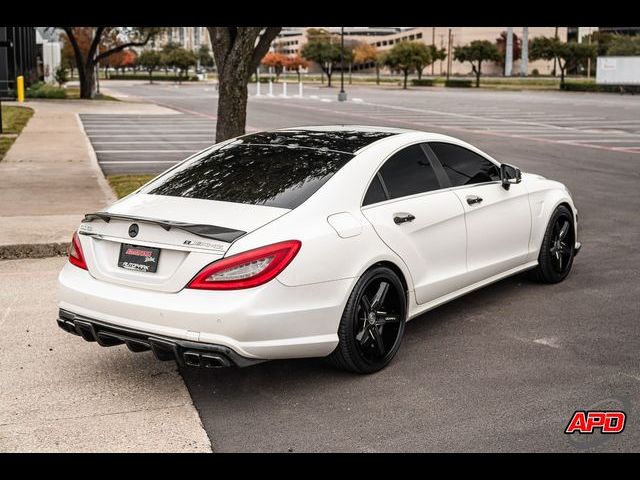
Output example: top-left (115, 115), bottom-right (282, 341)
top-left (128, 223), bottom-right (139, 238)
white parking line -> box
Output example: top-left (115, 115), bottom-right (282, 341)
top-left (85, 130), bottom-right (214, 133)
top-left (91, 141), bottom-right (213, 144)
top-left (88, 134), bottom-right (214, 137)
top-left (564, 139), bottom-right (640, 143)
top-left (100, 160), bottom-right (180, 164)
top-left (95, 150), bottom-right (199, 153)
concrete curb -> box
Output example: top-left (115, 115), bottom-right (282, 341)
top-left (75, 113), bottom-right (118, 205)
top-left (0, 242), bottom-right (69, 260)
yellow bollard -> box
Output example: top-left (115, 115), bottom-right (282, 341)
top-left (16, 76), bottom-right (25, 102)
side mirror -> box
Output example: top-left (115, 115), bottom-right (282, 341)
top-left (500, 164), bottom-right (522, 190)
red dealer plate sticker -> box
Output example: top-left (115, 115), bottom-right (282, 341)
top-left (118, 243), bottom-right (161, 273)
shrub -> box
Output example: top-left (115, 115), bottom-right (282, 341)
top-left (531, 68), bottom-right (540, 76)
top-left (26, 83), bottom-right (67, 99)
top-left (54, 67), bottom-right (69, 86)
top-left (411, 79), bottom-right (435, 86)
top-left (445, 79), bottom-right (473, 88)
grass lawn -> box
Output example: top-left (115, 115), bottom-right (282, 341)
top-left (108, 174), bottom-right (155, 199)
top-left (65, 87), bottom-right (119, 101)
top-left (0, 105), bottom-right (34, 161)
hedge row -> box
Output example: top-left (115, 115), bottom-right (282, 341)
top-left (561, 82), bottom-right (638, 93)
top-left (411, 79), bottom-right (435, 87)
top-left (108, 74), bottom-right (199, 82)
top-left (445, 79), bottom-right (473, 88)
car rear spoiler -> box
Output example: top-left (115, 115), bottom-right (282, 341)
top-left (82, 212), bottom-right (246, 243)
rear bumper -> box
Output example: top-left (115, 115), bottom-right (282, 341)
top-left (57, 309), bottom-right (261, 368)
top-left (58, 262), bottom-right (351, 360)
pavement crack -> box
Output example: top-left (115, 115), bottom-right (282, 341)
top-left (0, 402), bottom-right (194, 427)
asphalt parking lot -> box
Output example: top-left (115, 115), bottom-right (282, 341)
top-left (87, 82), bottom-right (640, 175)
top-left (89, 82), bottom-right (640, 451)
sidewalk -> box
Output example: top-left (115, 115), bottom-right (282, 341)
top-left (0, 99), bottom-right (177, 259)
top-left (0, 99), bottom-right (212, 452)
top-left (0, 257), bottom-right (211, 452)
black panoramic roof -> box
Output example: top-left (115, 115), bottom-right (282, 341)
top-left (239, 129), bottom-right (399, 154)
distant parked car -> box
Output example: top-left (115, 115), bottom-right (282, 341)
top-left (58, 126), bottom-right (580, 373)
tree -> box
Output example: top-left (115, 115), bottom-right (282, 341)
top-left (261, 52), bottom-right (288, 82)
top-left (530, 37), bottom-right (596, 87)
top-left (589, 31), bottom-right (615, 56)
top-left (58, 27), bottom-right (163, 98)
top-left (138, 50), bottom-right (162, 83)
top-left (454, 40), bottom-right (501, 87)
top-left (344, 38), bottom-right (358, 85)
top-left (495, 30), bottom-right (522, 69)
top-left (353, 42), bottom-right (382, 84)
top-left (429, 44), bottom-right (447, 71)
top-left (167, 47), bottom-right (197, 82)
top-left (197, 45), bottom-right (214, 68)
top-left (284, 55), bottom-right (309, 82)
top-left (207, 27), bottom-right (282, 142)
top-left (412, 43), bottom-right (432, 80)
top-left (384, 41), bottom-right (432, 89)
top-left (606, 35), bottom-right (640, 56)
top-left (300, 29), bottom-right (346, 88)
top-left (101, 48), bottom-right (136, 76)
top-left (120, 50), bottom-right (138, 73)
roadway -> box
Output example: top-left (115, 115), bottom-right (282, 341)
top-left (92, 81), bottom-right (640, 452)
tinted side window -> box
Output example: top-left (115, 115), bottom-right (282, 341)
top-left (363, 175), bottom-right (387, 206)
top-left (429, 142), bottom-right (500, 187)
top-left (378, 144), bottom-right (440, 200)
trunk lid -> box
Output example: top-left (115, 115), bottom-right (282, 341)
top-left (78, 194), bottom-right (290, 293)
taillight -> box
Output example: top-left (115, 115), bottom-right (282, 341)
top-left (68, 232), bottom-right (87, 270)
top-left (187, 240), bottom-right (301, 290)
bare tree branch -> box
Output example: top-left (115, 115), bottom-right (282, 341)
top-left (87, 27), bottom-right (105, 64)
top-left (95, 32), bottom-right (155, 62)
top-left (250, 27), bottom-right (282, 73)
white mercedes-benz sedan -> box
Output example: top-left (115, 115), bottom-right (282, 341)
top-left (58, 126), bottom-right (580, 373)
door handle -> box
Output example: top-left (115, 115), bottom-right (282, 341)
top-left (394, 213), bottom-right (415, 224)
top-left (466, 195), bottom-right (483, 206)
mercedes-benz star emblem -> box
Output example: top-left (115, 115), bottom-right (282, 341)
top-left (128, 223), bottom-right (139, 238)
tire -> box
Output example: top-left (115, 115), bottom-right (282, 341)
top-left (327, 266), bottom-right (407, 374)
top-left (531, 205), bottom-right (576, 284)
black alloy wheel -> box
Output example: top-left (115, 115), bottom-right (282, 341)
top-left (531, 205), bottom-right (576, 284)
top-left (328, 266), bottom-right (406, 374)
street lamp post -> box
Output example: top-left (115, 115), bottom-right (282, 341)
top-left (338, 27), bottom-right (347, 102)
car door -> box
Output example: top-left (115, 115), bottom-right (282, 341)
top-left (361, 143), bottom-right (468, 305)
top-left (428, 142), bottom-right (531, 284)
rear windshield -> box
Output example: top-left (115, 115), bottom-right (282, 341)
top-left (145, 141), bottom-right (353, 209)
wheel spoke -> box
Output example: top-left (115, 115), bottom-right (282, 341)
top-left (361, 295), bottom-right (371, 315)
top-left (558, 252), bottom-right (563, 270)
top-left (558, 220), bottom-right (570, 240)
top-left (370, 326), bottom-right (386, 356)
top-left (356, 327), bottom-right (370, 345)
top-left (370, 281), bottom-right (389, 311)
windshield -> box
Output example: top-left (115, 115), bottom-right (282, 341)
top-left (144, 141), bottom-right (353, 209)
